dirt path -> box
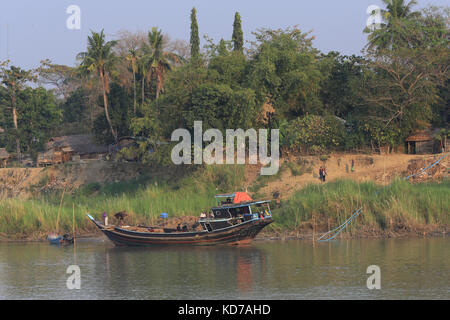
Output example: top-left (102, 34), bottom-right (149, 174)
top-left (257, 153), bottom-right (449, 200)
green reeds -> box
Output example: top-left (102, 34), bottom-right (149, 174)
top-left (272, 178), bottom-right (450, 234)
top-left (0, 165), bottom-right (246, 239)
top-left (0, 165), bottom-right (448, 239)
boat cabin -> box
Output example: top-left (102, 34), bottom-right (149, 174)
top-left (199, 192), bottom-right (272, 232)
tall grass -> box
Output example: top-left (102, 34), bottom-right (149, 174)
top-left (272, 178), bottom-right (450, 235)
top-left (0, 164), bottom-right (246, 239)
top-left (0, 164), bottom-right (448, 239)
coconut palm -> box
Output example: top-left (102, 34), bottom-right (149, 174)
top-left (137, 50), bottom-right (149, 107)
top-left (365, 0), bottom-right (420, 51)
top-left (142, 28), bottom-right (182, 100)
top-left (77, 30), bottom-right (119, 143)
top-left (126, 49), bottom-right (139, 114)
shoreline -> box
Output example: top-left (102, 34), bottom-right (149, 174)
top-left (1, 227), bottom-right (448, 243)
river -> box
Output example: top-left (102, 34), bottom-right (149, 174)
top-left (0, 237), bottom-right (448, 299)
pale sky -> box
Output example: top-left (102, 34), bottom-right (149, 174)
top-left (0, 0), bottom-right (447, 69)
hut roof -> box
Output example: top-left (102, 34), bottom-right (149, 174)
top-left (0, 148), bottom-right (10, 159)
top-left (405, 131), bottom-right (433, 142)
top-left (46, 135), bottom-right (109, 154)
top-left (37, 150), bottom-right (54, 160)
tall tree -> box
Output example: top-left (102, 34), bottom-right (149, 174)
top-left (37, 59), bottom-right (75, 99)
top-left (126, 49), bottom-right (139, 114)
top-left (143, 28), bottom-right (182, 99)
top-left (93, 82), bottom-right (133, 144)
top-left (16, 87), bottom-right (61, 155)
top-left (248, 27), bottom-right (323, 118)
top-left (365, 0), bottom-right (420, 51)
top-left (0, 64), bottom-right (35, 158)
top-left (360, 6), bottom-right (449, 138)
top-left (77, 30), bottom-right (119, 143)
top-left (190, 7), bottom-right (200, 59)
top-left (232, 12), bottom-right (244, 53)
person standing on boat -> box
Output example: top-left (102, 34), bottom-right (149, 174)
top-left (103, 212), bottom-right (108, 226)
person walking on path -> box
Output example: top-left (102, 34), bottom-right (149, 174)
top-left (319, 167), bottom-right (324, 182)
top-left (322, 167), bottom-right (327, 182)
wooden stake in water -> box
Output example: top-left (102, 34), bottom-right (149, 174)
top-left (72, 203), bottom-right (75, 239)
top-left (73, 203), bottom-right (77, 265)
top-left (312, 213), bottom-right (316, 243)
top-left (55, 189), bottom-right (66, 234)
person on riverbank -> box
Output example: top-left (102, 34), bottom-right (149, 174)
top-left (319, 167), bottom-right (324, 181)
top-left (323, 167), bottom-right (327, 182)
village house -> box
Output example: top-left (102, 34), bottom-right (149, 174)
top-left (405, 129), bottom-right (445, 154)
top-left (37, 135), bottom-right (109, 167)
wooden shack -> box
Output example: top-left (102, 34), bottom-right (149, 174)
top-left (0, 148), bottom-right (10, 168)
top-left (37, 150), bottom-right (54, 167)
top-left (37, 135), bottom-right (109, 166)
top-left (405, 130), bottom-right (437, 154)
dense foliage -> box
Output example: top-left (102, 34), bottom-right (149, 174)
top-left (0, 3), bottom-right (448, 163)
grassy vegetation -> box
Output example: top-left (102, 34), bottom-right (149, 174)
top-left (0, 165), bottom-right (246, 239)
top-left (0, 163), bottom-right (448, 240)
top-left (270, 178), bottom-right (450, 236)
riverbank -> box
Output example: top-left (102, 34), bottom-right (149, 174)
top-left (0, 164), bottom-right (448, 241)
top-left (1, 226), bottom-right (448, 243)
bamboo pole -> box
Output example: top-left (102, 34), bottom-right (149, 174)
top-left (73, 203), bottom-right (77, 265)
top-left (55, 188), bottom-right (66, 234)
top-left (72, 203), bottom-right (75, 238)
top-left (312, 213), bottom-right (316, 243)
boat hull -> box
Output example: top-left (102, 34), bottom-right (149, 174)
top-left (88, 216), bottom-right (272, 247)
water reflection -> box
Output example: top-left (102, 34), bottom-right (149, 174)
top-left (0, 238), bottom-right (448, 299)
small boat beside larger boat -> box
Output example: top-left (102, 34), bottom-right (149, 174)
top-left (48, 233), bottom-right (74, 245)
top-left (87, 192), bottom-right (273, 246)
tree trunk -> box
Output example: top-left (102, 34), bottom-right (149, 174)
top-left (141, 77), bottom-right (145, 107)
top-left (133, 72), bottom-right (137, 115)
top-left (99, 70), bottom-right (117, 143)
top-left (11, 93), bottom-right (21, 158)
top-left (156, 73), bottom-right (162, 100)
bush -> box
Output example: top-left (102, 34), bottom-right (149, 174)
top-left (79, 182), bottom-right (101, 196)
top-left (282, 115), bottom-right (346, 154)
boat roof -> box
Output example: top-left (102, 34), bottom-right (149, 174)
top-left (211, 200), bottom-right (271, 210)
top-left (215, 191), bottom-right (253, 204)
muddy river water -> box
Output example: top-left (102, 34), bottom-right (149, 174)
top-left (0, 237), bottom-right (448, 299)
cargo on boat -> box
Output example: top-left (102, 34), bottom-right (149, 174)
top-left (87, 192), bottom-right (273, 246)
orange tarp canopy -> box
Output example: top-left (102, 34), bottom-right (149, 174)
top-left (232, 192), bottom-right (253, 203)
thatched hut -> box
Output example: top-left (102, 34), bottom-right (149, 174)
top-left (37, 135), bottom-right (109, 166)
top-left (405, 130), bottom-right (439, 154)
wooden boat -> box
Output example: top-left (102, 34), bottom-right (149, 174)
top-left (48, 233), bottom-right (74, 246)
top-left (87, 192), bottom-right (273, 246)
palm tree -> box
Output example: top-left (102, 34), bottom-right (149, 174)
top-left (77, 30), bottom-right (119, 143)
top-left (0, 65), bottom-right (34, 158)
top-left (365, 0), bottom-right (420, 51)
top-left (126, 49), bottom-right (139, 114)
top-left (142, 28), bottom-right (182, 100)
top-left (137, 50), bottom-right (149, 107)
